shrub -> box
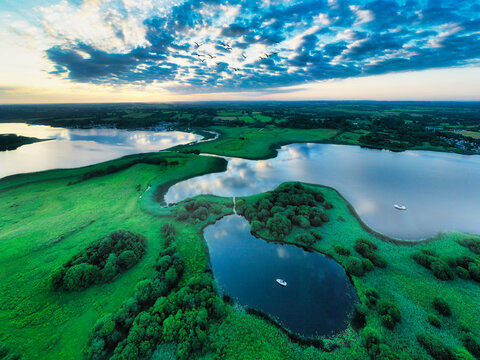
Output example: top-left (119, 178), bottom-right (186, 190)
top-left (362, 259), bottom-right (374, 272)
top-left (462, 332), bottom-right (480, 358)
top-left (334, 244), bottom-right (351, 256)
top-left (250, 220), bottom-right (264, 233)
top-left (361, 327), bottom-right (381, 350)
top-left (416, 333), bottom-right (453, 360)
top-left (469, 262), bottom-right (480, 282)
top-left (377, 300), bottom-right (401, 329)
top-left (355, 238), bottom-right (377, 252)
top-left (452, 347), bottom-right (476, 360)
top-left (427, 313), bottom-right (441, 328)
top-left (345, 257), bottom-right (366, 277)
top-left (266, 213), bottom-right (292, 239)
top-left (311, 231), bottom-right (323, 240)
top-left (355, 238), bottom-right (386, 268)
top-left (161, 223), bottom-right (175, 237)
top-left (0, 345), bottom-right (9, 358)
top-left (413, 251), bottom-right (433, 268)
top-left (175, 206), bottom-right (189, 221)
top-left (295, 233), bottom-right (316, 247)
top-left (458, 238), bottom-right (480, 255)
top-left (364, 288), bottom-right (380, 308)
top-left (352, 304), bottom-right (367, 329)
top-left (431, 259), bottom-right (454, 280)
top-left (324, 201), bottom-right (334, 209)
top-left (433, 297), bottom-right (451, 317)
top-left (456, 266), bottom-right (471, 280)
top-left (192, 207), bottom-right (209, 221)
top-left (456, 254), bottom-right (476, 269)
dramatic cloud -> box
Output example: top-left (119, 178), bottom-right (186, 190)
top-left (39, 0), bottom-right (480, 92)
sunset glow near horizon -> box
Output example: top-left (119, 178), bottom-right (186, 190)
top-left (1, 0), bottom-right (479, 104)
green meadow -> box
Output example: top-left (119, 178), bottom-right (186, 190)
top-left (0, 150), bottom-right (479, 359)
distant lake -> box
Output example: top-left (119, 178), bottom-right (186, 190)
top-left (0, 123), bottom-right (201, 179)
top-left (204, 214), bottom-right (358, 337)
top-left (167, 143), bottom-right (480, 240)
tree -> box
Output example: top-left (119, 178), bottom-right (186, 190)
top-left (63, 263), bottom-right (99, 291)
top-left (102, 254), bottom-right (118, 281)
top-left (266, 213), bottom-right (292, 238)
top-left (118, 251), bottom-right (137, 270)
top-left (433, 297), bottom-right (451, 317)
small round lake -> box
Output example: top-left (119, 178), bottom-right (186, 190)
top-left (204, 214), bottom-right (359, 338)
top-left (0, 123), bottom-right (201, 179)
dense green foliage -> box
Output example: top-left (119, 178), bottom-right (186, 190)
top-left (432, 297), bottom-right (452, 317)
top-left (51, 230), bottom-right (146, 291)
top-left (354, 238), bottom-right (387, 268)
top-left (237, 182), bottom-right (331, 242)
top-left (174, 197), bottom-right (224, 223)
top-left (89, 242), bottom-right (226, 360)
top-left (413, 247), bottom-right (480, 283)
top-left (412, 249), bottom-right (455, 280)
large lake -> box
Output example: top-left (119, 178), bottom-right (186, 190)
top-left (0, 123), bottom-right (201, 179)
top-left (167, 143), bottom-right (480, 240)
top-left (204, 214), bottom-right (358, 337)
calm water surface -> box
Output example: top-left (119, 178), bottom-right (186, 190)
top-left (167, 143), bottom-right (480, 240)
top-left (204, 214), bottom-right (358, 337)
top-left (0, 123), bottom-right (201, 179)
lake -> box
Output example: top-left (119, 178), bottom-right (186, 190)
top-left (167, 143), bottom-right (480, 240)
top-left (0, 123), bottom-right (201, 179)
top-left (204, 214), bottom-right (359, 337)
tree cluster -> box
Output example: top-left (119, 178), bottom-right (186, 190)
top-left (413, 248), bottom-right (480, 283)
top-left (51, 230), bottom-right (146, 291)
top-left (361, 288), bottom-right (401, 330)
top-left (361, 327), bottom-right (413, 360)
top-left (236, 183), bottom-right (331, 240)
top-left (412, 249), bottom-right (454, 281)
top-left (174, 198), bottom-right (223, 223)
top-left (416, 333), bottom-right (476, 360)
top-left (344, 256), bottom-right (374, 277)
top-left (354, 238), bottom-right (387, 268)
top-left (89, 243), bottom-right (226, 360)
top-left (89, 245), bottom-right (185, 360)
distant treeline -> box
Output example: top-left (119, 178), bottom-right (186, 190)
top-left (0, 133), bottom-right (43, 151)
top-left (51, 230), bottom-right (146, 291)
top-left (69, 157), bottom-right (179, 185)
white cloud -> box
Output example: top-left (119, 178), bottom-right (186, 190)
top-left (349, 5), bottom-right (374, 25)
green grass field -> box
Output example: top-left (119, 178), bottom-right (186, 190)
top-left (175, 126), bottom-right (340, 159)
top-left (1, 151), bottom-right (479, 359)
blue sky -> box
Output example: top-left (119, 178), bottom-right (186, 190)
top-left (0, 0), bottom-right (479, 102)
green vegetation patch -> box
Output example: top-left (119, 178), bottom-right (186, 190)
top-left (236, 182), bottom-right (332, 244)
top-left (0, 133), bottom-right (48, 151)
top-left (174, 126), bottom-right (339, 160)
top-left (51, 230), bottom-right (146, 291)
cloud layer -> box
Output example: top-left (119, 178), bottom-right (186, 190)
top-left (42, 0), bottom-right (480, 92)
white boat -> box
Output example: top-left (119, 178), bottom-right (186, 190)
top-left (276, 279), bottom-right (287, 287)
top-left (394, 204), bottom-right (407, 210)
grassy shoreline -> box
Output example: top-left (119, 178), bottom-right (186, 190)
top-left (0, 151), bottom-right (479, 359)
top-left (174, 126), bottom-right (476, 160)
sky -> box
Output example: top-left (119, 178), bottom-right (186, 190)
top-left (0, 0), bottom-right (479, 103)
